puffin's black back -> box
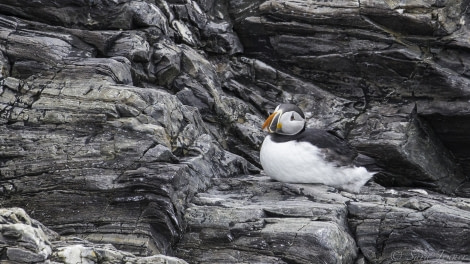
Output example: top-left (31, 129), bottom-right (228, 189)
top-left (270, 128), bottom-right (358, 167)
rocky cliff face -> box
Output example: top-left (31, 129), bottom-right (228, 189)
top-left (0, 0), bottom-right (469, 263)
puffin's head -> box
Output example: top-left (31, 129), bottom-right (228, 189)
top-left (262, 103), bottom-right (306, 135)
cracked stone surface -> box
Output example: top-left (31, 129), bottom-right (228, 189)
top-left (176, 175), bottom-right (357, 263)
top-left (1, 0), bottom-right (470, 263)
top-left (0, 207), bottom-right (189, 264)
top-left (177, 175), bottom-right (470, 263)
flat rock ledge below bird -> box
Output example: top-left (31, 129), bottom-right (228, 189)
top-left (2, 175), bottom-right (470, 263)
top-left (176, 174), bottom-right (470, 264)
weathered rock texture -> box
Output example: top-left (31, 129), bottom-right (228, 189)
top-left (0, 0), bottom-right (470, 263)
top-left (178, 175), bottom-right (470, 264)
top-left (0, 207), bottom-right (188, 263)
top-left (177, 176), bottom-right (358, 263)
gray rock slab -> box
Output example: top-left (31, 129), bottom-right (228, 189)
top-left (176, 176), bottom-right (358, 263)
top-left (349, 185), bottom-right (470, 263)
top-left (178, 176), bottom-right (470, 264)
top-left (0, 207), bottom-right (189, 263)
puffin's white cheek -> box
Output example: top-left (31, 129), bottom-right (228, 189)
top-left (282, 121), bottom-right (304, 134)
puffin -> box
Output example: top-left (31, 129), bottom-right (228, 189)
top-left (259, 103), bottom-right (376, 193)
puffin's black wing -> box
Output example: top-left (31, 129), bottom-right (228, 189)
top-left (271, 128), bottom-right (358, 167)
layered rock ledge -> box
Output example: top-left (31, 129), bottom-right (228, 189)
top-left (177, 175), bottom-right (470, 264)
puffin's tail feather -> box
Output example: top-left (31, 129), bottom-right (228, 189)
top-left (334, 166), bottom-right (374, 193)
top-left (353, 154), bottom-right (382, 173)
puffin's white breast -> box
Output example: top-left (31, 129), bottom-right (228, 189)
top-left (260, 135), bottom-right (373, 193)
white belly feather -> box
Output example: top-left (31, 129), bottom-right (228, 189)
top-left (260, 135), bottom-right (373, 193)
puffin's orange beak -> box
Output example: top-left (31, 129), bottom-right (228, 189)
top-left (262, 111), bottom-right (281, 132)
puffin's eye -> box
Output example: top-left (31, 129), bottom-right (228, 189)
top-left (290, 113), bottom-right (295, 121)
